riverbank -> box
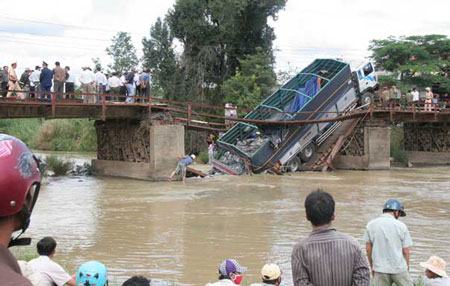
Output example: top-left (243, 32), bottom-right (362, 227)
top-left (0, 118), bottom-right (96, 152)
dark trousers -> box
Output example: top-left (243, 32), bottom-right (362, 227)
top-left (54, 80), bottom-right (64, 100)
top-left (0, 82), bottom-right (7, 97)
top-left (65, 82), bottom-right (74, 98)
top-left (40, 85), bottom-right (51, 101)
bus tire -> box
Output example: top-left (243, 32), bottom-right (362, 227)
top-left (360, 92), bottom-right (374, 107)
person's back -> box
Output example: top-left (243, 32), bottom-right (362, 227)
top-left (291, 189), bottom-right (370, 286)
top-left (40, 67), bottom-right (53, 88)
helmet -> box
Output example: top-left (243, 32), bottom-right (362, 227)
top-left (0, 134), bottom-right (41, 218)
top-left (76, 261), bottom-right (108, 286)
top-left (383, 199), bottom-right (406, 217)
top-left (190, 154), bottom-right (196, 160)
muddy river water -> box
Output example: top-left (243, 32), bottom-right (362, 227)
top-left (22, 154), bottom-right (450, 285)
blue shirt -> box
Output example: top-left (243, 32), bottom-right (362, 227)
top-left (39, 67), bottom-right (53, 88)
top-left (363, 214), bottom-right (413, 274)
top-left (179, 156), bottom-right (193, 166)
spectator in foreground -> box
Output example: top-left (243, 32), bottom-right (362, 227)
top-left (250, 263), bottom-right (282, 286)
top-left (76, 261), bottom-right (108, 286)
top-left (28, 237), bottom-right (75, 286)
top-left (364, 199), bottom-right (412, 286)
top-left (420, 256), bottom-right (449, 286)
top-left (122, 276), bottom-right (151, 286)
top-left (169, 154), bottom-right (196, 182)
top-left (0, 134), bottom-right (41, 286)
top-left (206, 258), bottom-right (247, 286)
top-left (291, 189), bottom-right (370, 286)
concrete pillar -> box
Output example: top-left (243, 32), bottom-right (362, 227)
top-left (93, 122), bottom-right (185, 180)
top-left (364, 126), bottom-right (391, 170)
top-left (149, 124), bottom-right (185, 179)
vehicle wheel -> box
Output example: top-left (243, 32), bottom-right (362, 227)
top-left (299, 143), bottom-right (315, 162)
top-left (286, 157), bottom-right (301, 173)
top-left (360, 92), bottom-right (374, 107)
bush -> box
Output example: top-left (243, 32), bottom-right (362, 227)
top-left (197, 151), bottom-right (209, 164)
top-left (45, 155), bottom-right (74, 176)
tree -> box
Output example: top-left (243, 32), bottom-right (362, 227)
top-left (142, 17), bottom-right (177, 98)
top-left (166, 0), bottom-right (286, 103)
top-left (91, 57), bottom-right (102, 71)
top-left (222, 48), bottom-right (277, 109)
top-left (369, 35), bottom-right (450, 93)
top-left (106, 32), bottom-right (139, 73)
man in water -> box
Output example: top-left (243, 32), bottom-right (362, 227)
top-left (364, 199), bottom-right (413, 286)
top-left (169, 154), bottom-right (196, 182)
top-left (291, 189), bottom-right (370, 286)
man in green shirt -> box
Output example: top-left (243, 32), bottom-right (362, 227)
top-left (364, 199), bottom-right (413, 286)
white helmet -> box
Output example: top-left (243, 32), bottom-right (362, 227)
top-left (190, 154), bottom-right (196, 160)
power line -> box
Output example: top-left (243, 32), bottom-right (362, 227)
top-left (0, 28), bottom-right (112, 42)
top-left (0, 37), bottom-right (107, 52)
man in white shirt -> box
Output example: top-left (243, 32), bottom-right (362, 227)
top-left (411, 87), bottom-right (420, 106)
top-left (28, 237), bottom-right (75, 286)
top-left (107, 72), bottom-right (122, 101)
top-left (79, 67), bottom-right (96, 104)
top-left (29, 66), bottom-right (41, 99)
top-left (95, 67), bottom-right (108, 102)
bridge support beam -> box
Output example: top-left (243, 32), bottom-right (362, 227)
top-left (92, 119), bottom-right (184, 180)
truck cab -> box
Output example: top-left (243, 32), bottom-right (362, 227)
top-left (353, 62), bottom-right (378, 105)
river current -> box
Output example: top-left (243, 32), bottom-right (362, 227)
top-left (21, 153), bottom-right (450, 285)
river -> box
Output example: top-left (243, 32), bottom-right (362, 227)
top-left (21, 153), bottom-right (450, 285)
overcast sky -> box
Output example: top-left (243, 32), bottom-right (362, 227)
top-left (0, 0), bottom-right (449, 76)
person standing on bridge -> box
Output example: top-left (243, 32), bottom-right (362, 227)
top-left (364, 199), bottom-right (413, 286)
top-left (169, 154), bottom-right (196, 182)
top-left (6, 61), bottom-right (22, 98)
top-left (425, 87), bottom-right (433, 112)
top-left (1, 66), bottom-right (8, 97)
top-left (53, 61), bottom-right (66, 100)
top-left (29, 66), bottom-right (41, 99)
top-left (291, 190), bottom-right (370, 286)
top-left (39, 62), bottom-right (53, 101)
top-left (79, 67), bottom-right (96, 104)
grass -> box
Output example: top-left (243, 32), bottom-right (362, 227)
top-left (45, 155), bottom-right (74, 176)
top-left (198, 151), bottom-right (209, 164)
top-left (0, 118), bottom-right (96, 152)
top-left (391, 125), bottom-right (409, 166)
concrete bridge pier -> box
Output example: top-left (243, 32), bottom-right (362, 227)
top-left (92, 119), bottom-right (184, 180)
top-left (335, 120), bottom-right (391, 170)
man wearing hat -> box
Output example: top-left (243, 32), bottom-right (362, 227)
top-left (168, 154), bottom-right (196, 182)
top-left (250, 264), bottom-right (282, 286)
top-left (206, 258), bottom-right (247, 286)
top-left (364, 199), bottom-right (413, 286)
top-left (424, 87), bottom-right (433, 111)
top-left (420, 256), bottom-right (449, 286)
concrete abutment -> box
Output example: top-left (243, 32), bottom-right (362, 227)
top-left (92, 119), bottom-right (184, 180)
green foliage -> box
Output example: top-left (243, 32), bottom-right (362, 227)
top-left (106, 32), bottom-right (139, 73)
top-left (0, 119), bottom-right (96, 152)
top-left (12, 246), bottom-right (37, 262)
top-left (92, 57), bottom-right (103, 72)
top-left (166, 0), bottom-right (286, 103)
top-left (370, 35), bottom-right (450, 93)
top-left (197, 151), bottom-right (209, 164)
top-left (223, 48), bottom-right (277, 109)
top-left (45, 155), bottom-right (74, 176)
top-left (142, 17), bottom-right (177, 99)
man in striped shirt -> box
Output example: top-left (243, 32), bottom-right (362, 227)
top-left (291, 190), bottom-right (370, 286)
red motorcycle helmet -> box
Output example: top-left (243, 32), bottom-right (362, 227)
top-left (0, 134), bottom-right (41, 224)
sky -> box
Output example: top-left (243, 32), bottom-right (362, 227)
top-left (0, 0), bottom-right (449, 77)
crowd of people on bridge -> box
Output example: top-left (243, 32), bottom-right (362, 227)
top-left (0, 60), bottom-right (151, 103)
top-left (378, 85), bottom-right (449, 111)
top-left (1, 134), bottom-right (449, 286)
